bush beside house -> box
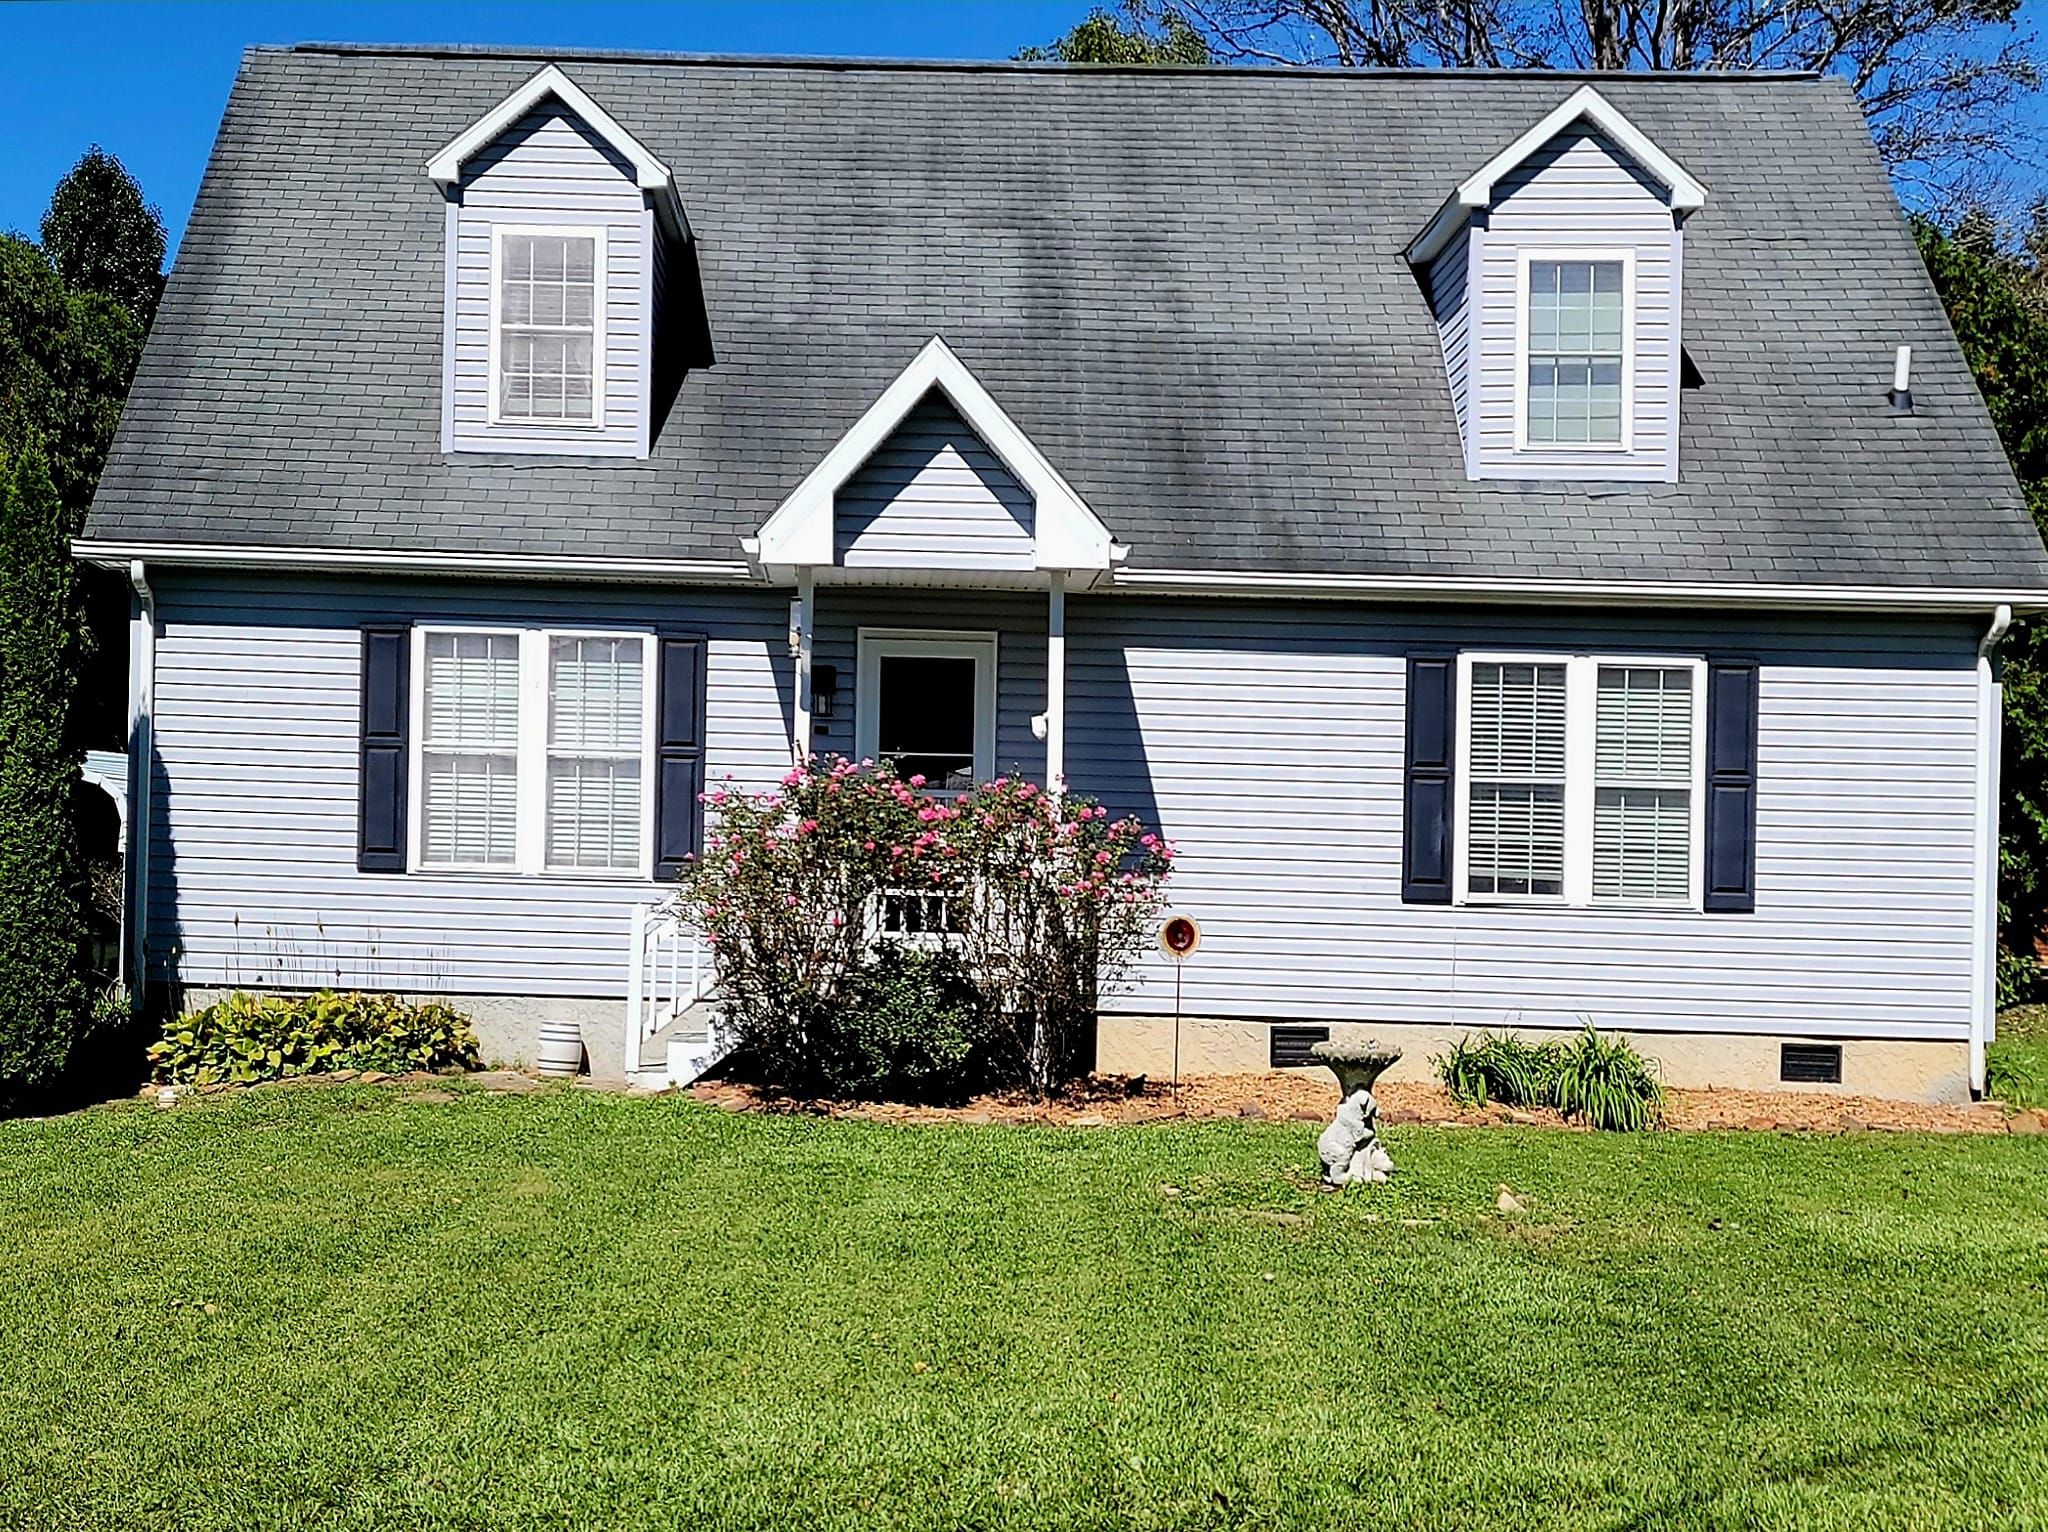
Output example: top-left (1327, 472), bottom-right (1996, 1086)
top-left (148, 991), bottom-right (481, 1086)
top-left (676, 760), bottom-right (1173, 1100)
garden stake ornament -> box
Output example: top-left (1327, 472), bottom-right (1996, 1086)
top-left (1158, 913), bottom-right (1200, 1101)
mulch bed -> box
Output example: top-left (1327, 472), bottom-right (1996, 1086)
top-left (688, 1072), bottom-right (2044, 1136)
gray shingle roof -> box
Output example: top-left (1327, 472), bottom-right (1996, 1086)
top-left (84, 43), bottom-right (2048, 589)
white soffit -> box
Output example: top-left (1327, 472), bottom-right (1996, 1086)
top-left (425, 63), bottom-right (689, 239)
top-left (753, 335), bottom-right (1115, 576)
top-left (1408, 84), bottom-right (1707, 264)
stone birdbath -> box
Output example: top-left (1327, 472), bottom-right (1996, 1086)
top-left (1310, 1040), bottom-right (1403, 1188)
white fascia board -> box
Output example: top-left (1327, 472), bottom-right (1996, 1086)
top-left (753, 335), bottom-right (1114, 574)
top-left (70, 539), bottom-right (756, 584)
top-left (426, 64), bottom-right (689, 240)
top-left (1407, 84), bottom-right (1707, 266)
top-left (1109, 565), bottom-right (2048, 615)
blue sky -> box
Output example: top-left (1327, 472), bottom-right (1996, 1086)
top-left (2, 0), bottom-right (2043, 255)
top-left (0, 2), bottom-right (1083, 253)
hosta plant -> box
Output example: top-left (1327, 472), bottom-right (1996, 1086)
top-left (149, 990), bottom-right (480, 1086)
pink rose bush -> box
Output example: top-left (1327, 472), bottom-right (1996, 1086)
top-left (673, 757), bottom-right (1174, 1097)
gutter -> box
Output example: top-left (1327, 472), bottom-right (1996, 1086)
top-left (125, 560), bottom-right (156, 1004)
top-left (1110, 566), bottom-right (2048, 615)
top-left (1971, 602), bottom-right (2015, 1097)
top-left (73, 539), bottom-right (2048, 616)
top-left (72, 539), bottom-right (756, 585)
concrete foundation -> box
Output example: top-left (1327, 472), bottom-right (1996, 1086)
top-left (1096, 1014), bottom-right (1974, 1105)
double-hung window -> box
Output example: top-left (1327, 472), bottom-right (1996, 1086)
top-left (1457, 652), bottom-right (1704, 908)
top-left (1519, 253), bottom-right (1631, 449)
top-left (411, 626), bottom-right (654, 877)
top-left (494, 228), bottom-right (603, 425)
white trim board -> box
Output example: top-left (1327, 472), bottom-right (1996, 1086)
top-left (426, 63), bottom-right (689, 240)
top-left (1409, 84), bottom-right (1707, 265)
top-left (752, 336), bottom-right (1115, 577)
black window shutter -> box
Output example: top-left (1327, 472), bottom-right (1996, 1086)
top-left (357, 624), bottom-right (410, 873)
top-left (1703, 657), bottom-right (1759, 913)
top-left (654, 632), bottom-right (709, 879)
top-left (1402, 654), bottom-right (1456, 904)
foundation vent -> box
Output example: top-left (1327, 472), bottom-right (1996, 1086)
top-left (1780, 1043), bottom-right (1843, 1085)
top-left (1270, 1025), bottom-right (1331, 1069)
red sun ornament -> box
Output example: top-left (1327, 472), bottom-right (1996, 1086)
top-left (1159, 913), bottom-right (1200, 961)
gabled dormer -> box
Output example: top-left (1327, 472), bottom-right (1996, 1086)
top-left (427, 65), bottom-right (689, 458)
top-left (1409, 87), bottom-right (1706, 484)
top-left (750, 336), bottom-right (1116, 584)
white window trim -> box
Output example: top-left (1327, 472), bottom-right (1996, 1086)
top-left (853, 629), bottom-right (999, 791)
top-left (487, 223), bottom-right (608, 430)
top-left (1513, 247), bottom-right (1637, 454)
top-left (407, 624), bottom-right (657, 880)
top-left (1454, 650), bottom-right (1706, 911)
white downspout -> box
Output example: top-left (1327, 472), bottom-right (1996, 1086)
top-left (126, 560), bottom-right (156, 1005)
top-left (1970, 602), bottom-right (2013, 1097)
top-left (1045, 572), bottom-right (1067, 793)
top-left (792, 568), bottom-right (815, 767)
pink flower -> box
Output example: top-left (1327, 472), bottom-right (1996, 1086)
top-left (863, 840), bottom-right (877, 853)
top-left (909, 773), bottom-right (927, 788)
top-left (1095, 850), bottom-right (1112, 865)
top-left (1141, 834), bottom-right (1158, 848)
top-left (918, 807), bottom-right (939, 823)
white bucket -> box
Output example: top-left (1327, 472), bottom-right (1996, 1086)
top-left (536, 1019), bottom-right (585, 1078)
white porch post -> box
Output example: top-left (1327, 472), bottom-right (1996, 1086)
top-left (792, 567), bottom-right (815, 766)
top-left (1046, 572), bottom-right (1066, 793)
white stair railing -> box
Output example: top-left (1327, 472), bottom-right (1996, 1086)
top-left (626, 903), bottom-right (713, 1078)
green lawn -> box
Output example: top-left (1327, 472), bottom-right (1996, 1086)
top-left (4, 1086), bottom-right (2046, 1531)
top-left (1994, 1005), bottom-right (2048, 1109)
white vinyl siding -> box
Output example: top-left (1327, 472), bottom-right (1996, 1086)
top-left (410, 626), bottom-right (653, 879)
top-left (1457, 651), bottom-right (1702, 909)
top-left (1065, 599), bottom-right (1983, 1044)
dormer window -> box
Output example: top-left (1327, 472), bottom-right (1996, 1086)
top-left (426, 65), bottom-right (691, 459)
top-left (494, 229), bottom-right (602, 425)
top-left (1407, 86), bottom-right (1703, 486)
top-left (1520, 254), bottom-right (1631, 449)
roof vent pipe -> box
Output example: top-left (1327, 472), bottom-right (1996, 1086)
top-left (1889, 345), bottom-right (1914, 413)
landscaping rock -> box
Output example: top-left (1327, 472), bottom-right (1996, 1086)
top-left (470, 1071), bottom-right (541, 1095)
top-left (1744, 1116), bottom-right (1779, 1132)
top-left (2010, 1110), bottom-right (2046, 1135)
top-left (1238, 1102), bottom-right (1266, 1120)
top-left (1069, 1111), bottom-right (1107, 1128)
top-left (1496, 1186), bottom-right (1527, 1214)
